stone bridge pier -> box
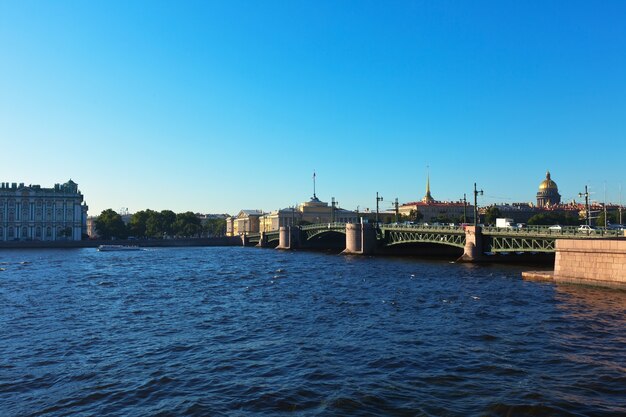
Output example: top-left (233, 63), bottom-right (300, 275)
top-left (277, 226), bottom-right (301, 250)
top-left (458, 226), bottom-right (483, 262)
top-left (342, 223), bottom-right (377, 255)
top-left (256, 232), bottom-right (269, 248)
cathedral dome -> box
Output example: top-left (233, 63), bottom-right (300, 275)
top-left (539, 171), bottom-right (558, 191)
top-left (536, 170), bottom-right (561, 207)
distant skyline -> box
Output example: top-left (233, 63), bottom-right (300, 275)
top-left (1, 1), bottom-right (625, 215)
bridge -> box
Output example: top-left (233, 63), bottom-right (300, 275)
top-left (241, 223), bottom-right (624, 261)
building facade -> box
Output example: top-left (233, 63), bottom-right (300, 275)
top-left (225, 209), bottom-right (263, 236)
top-left (0, 180), bottom-right (88, 241)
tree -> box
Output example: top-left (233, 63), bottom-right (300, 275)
top-left (527, 211), bottom-right (580, 226)
top-left (95, 209), bottom-right (128, 240)
top-left (408, 209), bottom-right (424, 222)
top-left (173, 212), bottom-right (203, 237)
top-left (145, 211), bottom-right (164, 238)
top-left (484, 206), bottom-right (502, 225)
top-left (433, 214), bottom-right (452, 224)
top-left (160, 210), bottom-right (176, 236)
top-left (129, 209), bottom-right (156, 238)
top-left (596, 209), bottom-right (621, 227)
top-left (204, 218), bottom-right (226, 237)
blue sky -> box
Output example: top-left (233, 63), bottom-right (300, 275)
top-left (1, 1), bottom-right (625, 215)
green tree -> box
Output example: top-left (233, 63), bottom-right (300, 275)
top-left (145, 211), bottom-right (163, 238)
top-left (95, 209), bottom-right (128, 240)
top-left (160, 210), bottom-right (176, 236)
top-left (408, 209), bottom-right (424, 222)
top-left (484, 206), bottom-right (502, 225)
top-left (204, 218), bottom-right (226, 237)
top-left (434, 214), bottom-right (452, 224)
top-left (129, 209), bottom-right (156, 238)
top-left (596, 209), bottom-right (621, 227)
top-left (173, 212), bottom-right (203, 237)
top-left (527, 211), bottom-right (580, 226)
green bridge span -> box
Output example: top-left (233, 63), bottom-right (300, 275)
top-left (242, 223), bottom-right (623, 261)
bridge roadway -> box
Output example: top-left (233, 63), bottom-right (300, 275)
top-left (244, 223), bottom-right (624, 259)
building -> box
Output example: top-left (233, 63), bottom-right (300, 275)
top-left (226, 192), bottom-right (362, 236)
top-left (226, 209), bottom-right (263, 235)
top-left (536, 171), bottom-right (561, 207)
top-left (399, 175), bottom-right (474, 223)
top-left (86, 216), bottom-right (98, 238)
top-left (0, 180), bottom-right (88, 241)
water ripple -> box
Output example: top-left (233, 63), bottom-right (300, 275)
top-left (0, 247), bottom-right (625, 416)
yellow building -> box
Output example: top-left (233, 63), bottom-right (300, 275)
top-left (226, 210), bottom-right (263, 236)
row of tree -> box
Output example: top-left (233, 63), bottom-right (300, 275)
top-left (94, 209), bottom-right (226, 240)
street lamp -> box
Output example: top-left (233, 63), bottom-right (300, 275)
top-left (473, 183), bottom-right (483, 227)
top-left (376, 192), bottom-right (383, 225)
top-left (579, 186), bottom-right (590, 226)
top-left (394, 198), bottom-right (399, 223)
top-left (461, 193), bottom-right (468, 224)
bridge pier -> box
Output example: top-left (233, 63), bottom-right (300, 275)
top-left (276, 226), bottom-right (301, 250)
top-left (458, 226), bottom-right (484, 262)
top-left (256, 232), bottom-right (269, 248)
top-left (342, 222), bottom-right (377, 255)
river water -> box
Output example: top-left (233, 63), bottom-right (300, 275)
top-left (1, 247), bottom-right (625, 416)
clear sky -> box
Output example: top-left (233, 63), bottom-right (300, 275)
top-left (1, 1), bottom-right (625, 215)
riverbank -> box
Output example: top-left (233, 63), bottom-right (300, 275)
top-left (0, 236), bottom-right (242, 249)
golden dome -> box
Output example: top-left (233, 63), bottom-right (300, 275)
top-left (539, 171), bottom-right (558, 190)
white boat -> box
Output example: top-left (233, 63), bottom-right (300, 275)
top-left (97, 245), bottom-right (142, 252)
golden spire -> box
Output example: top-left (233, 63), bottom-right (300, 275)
top-left (422, 170), bottom-right (434, 203)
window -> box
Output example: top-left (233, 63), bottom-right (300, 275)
top-left (21, 227), bottom-right (28, 238)
top-left (36, 227), bottom-right (41, 238)
top-left (46, 227), bottom-right (52, 238)
top-left (8, 227), bottom-right (14, 238)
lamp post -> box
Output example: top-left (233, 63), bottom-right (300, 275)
top-left (331, 197), bottom-right (338, 223)
top-left (473, 183), bottom-right (483, 227)
top-left (394, 198), bottom-right (399, 223)
top-left (376, 192), bottom-right (383, 225)
top-left (462, 193), bottom-right (467, 224)
top-left (579, 186), bottom-right (590, 226)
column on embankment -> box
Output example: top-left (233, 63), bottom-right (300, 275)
top-left (343, 222), bottom-right (376, 255)
top-left (458, 225), bottom-right (483, 262)
top-left (276, 226), bottom-right (300, 250)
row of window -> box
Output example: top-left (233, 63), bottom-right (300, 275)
top-left (0, 226), bottom-right (73, 239)
top-left (0, 212), bottom-right (76, 221)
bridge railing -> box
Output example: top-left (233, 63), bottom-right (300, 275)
top-left (380, 223), bottom-right (465, 233)
top-left (481, 225), bottom-right (623, 237)
top-left (300, 222), bottom-right (347, 231)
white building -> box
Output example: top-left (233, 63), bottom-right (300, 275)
top-left (0, 180), bottom-right (88, 241)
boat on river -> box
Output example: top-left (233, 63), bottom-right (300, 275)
top-left (97, 245), bottom-right (142, 252)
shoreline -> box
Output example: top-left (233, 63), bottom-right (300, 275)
top-left (0, 237), bottom-right (242, 249)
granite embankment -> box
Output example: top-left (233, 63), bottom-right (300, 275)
top-left (0, 237), bottom-right (242, 249)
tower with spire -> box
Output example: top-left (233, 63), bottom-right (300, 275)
top-left (421, 172), bottom-right (435, 203)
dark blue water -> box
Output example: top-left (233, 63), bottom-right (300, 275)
top-left (1, 247), bottom-right (625, 416)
